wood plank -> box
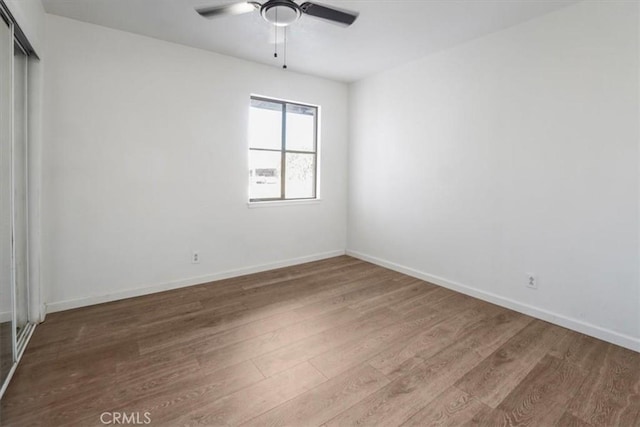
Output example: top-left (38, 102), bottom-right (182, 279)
top-left (102, 360), bottom-right (265, 426)
top-left (172, 362), bottom-right (326, 426)
top-left (400, 386), bottom-right (488, 427)
top-left (348, 279), bottom-right (434, 314)
top-left (137, 309), bottom-right (303, 356)
top-left (325, 309), bottom-right (531, 426)
top-left (549, 329), bottom-right (610, 369)
top-left (389, 286), bottom-right (457, 313)
top-left (555, 411), bottom-right (593, 427)
top-left (309, 292), bottom-right (477, 379)
top-left (5, 339), bottom-right (138, 397)
top-left (309, 317), bottom-right (429, 379)
top-left (197, 261), bottom-right (384, 311)
top-left (141, 273), bottom-right (405, 361)
top-left (468, 356), bottom-right (592, 427)
top-left (455, 320), bottom-right (568, 408)
top-left (567, 344), bottom-right (640, 426)
top-left (469, 355), bottom-right (586, 426)
top-left (133, 262), bottom-right (373, 337)
top-left (1, 369), bottom-right (117, 424)
top-left (369, 296), bottom-right (515, 380)
top-left (196, 306), bottom-right (361, 373)
top-left (136, 264), bottom-right (393, 346)
top-left (242, 364), bottom-right (389, 427)
top-left (252, 307), bottom-right (403, 377)
top-left (291, 272), bottom-right (416, 320)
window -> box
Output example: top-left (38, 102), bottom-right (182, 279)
top-left (248, 96), bottom-right (318, 202)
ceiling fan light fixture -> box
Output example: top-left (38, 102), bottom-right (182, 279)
top-left (261, 1), bottom-right (301, 27)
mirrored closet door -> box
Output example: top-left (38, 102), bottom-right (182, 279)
top-left (0, 5), bottom-right (33, 397)
top-left (0, 11), bottom-right (14, 392)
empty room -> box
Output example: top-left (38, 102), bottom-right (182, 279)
top-left (0, 0), bottom-right (638, 425)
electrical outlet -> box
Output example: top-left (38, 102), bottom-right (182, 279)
top-left (192, 251), bottom-right (200, 264)
top-left (526, 273), bottom-right (537, 289)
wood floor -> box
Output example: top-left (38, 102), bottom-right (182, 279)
top-left (0, 321), bottom-right (12, 390)
top-left (1, 256), bottom-right (639, 426)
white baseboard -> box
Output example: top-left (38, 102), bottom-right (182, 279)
top-left (347, 249), bottom-right (640, 353)
top-left (46, 250), bottom-right (346, 314)
top-left (0, 311), bottom-right (11, 323)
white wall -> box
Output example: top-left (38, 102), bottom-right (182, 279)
top-left (43, 15), bottom-right (348, 310)
top-left (348, 1), bottom-right (640, 350)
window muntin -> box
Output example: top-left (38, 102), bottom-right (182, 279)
top-left (249, 97), bottom-right (318, 202)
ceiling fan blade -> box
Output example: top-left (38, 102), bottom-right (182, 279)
top-left (196, 2), bottom-right (260, 19)
top-left (299, 2), bottom-right (358, 26)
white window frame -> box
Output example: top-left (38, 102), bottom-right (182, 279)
top-left (248, 96), bottom-right (319, 203)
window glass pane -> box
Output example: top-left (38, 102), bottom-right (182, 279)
top-left (286, 104), bottom-right (315, 152)
top-left (285, 153), bottom-right (315, 199)
top-left (249, 150), bottom-right (282, 200)
top-left (249, 99), bottom-right (282, 150)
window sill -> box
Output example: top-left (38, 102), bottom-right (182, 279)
top-left (247, 199), bottom-right (322, 208)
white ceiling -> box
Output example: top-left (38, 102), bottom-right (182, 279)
top-left (41, 0), bottom-right (578, 82)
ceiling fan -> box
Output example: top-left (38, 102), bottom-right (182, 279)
top-left (195, 0), bottom-right (359, 27)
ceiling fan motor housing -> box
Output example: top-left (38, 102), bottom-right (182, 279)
top-left (261, 0), bottom-right (301, 26)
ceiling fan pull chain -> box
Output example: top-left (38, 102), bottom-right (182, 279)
top-left (283, 26), bottom-right (287, 69)
top-left (274, 26), bottom-right (278, 57)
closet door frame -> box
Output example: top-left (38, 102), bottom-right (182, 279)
top-left (9, 15), bottom-right (16, 367)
